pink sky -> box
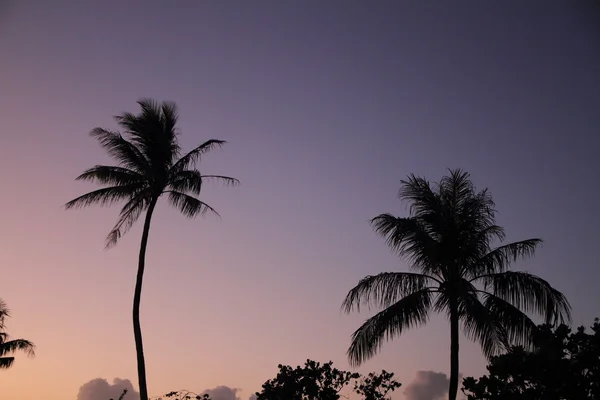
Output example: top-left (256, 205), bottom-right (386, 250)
top-left (1, 2), bottom-right (599, 399)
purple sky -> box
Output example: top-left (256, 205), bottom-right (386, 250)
top-left (1, 1), bottom-right (599, 399)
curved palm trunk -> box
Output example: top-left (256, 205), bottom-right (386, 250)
top-left (448, 304), bottom-right (460, 400)
top-left (133, 198), bottom-right (158, 400)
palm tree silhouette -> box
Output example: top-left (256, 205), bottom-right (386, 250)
top-left (341, 169), bottom-right (571, 400)
top-left (0, 299), bottom-right (35, 369)
top-left (66, 99), bottom-right (238, 400)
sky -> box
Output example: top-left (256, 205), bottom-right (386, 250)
top-left (1, 1), bottom-right (599, 399)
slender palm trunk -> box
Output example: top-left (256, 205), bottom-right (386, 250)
top-left (133, 198), bottom-right (158, 400)
top-left (448, 303), bottom-right (460, 400)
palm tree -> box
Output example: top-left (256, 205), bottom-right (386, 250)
top-left (0, 299), bottom-right (35, 369)
top-left (65, 99), bottom-right (238, 400)
top-left (341, 169), bottom-right (571, 400)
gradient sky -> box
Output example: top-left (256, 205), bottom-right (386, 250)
top-left (1, 1), bottom-right (599, 399)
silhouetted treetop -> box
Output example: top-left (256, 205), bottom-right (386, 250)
top-left (462, 318), bottom-right (600, 399)
top-left (153, 390), bottom-right (211, 400)
top-left (255, 359), bottom-right (401, 400)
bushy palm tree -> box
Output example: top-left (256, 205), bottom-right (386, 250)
top-left (0, 299), bottom-right (35, 369)
top-left (65, 99), bottom-right (238, 400)
top-left (341, 169), bottom-right (571, 400)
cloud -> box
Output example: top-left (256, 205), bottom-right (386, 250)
top-left (200, 386), bottom-right (258, 400)
top-left (76, 378), bottom-right (140, 400)
top-left (76, 379), bottom-right (258, 400)
top-left (201, 386), bottom-right (243, 400)
top-left (404, 371), bottom-right (462, 400)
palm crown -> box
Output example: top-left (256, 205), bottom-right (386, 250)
top-left (342, 169), bottom-right (571, 366)
top-left (0, 300), bottom-right (35, 369)
top-left (65, 99), bottom-right (238, 248)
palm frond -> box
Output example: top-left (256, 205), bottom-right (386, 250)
top-left (0, 338), bottom-right (35, 357)
top-left (458, 291), bottom-right (508, 358)
top-left (398, 174), bottom-right (442, 218)
top-left (480, 291), bottom-right (540, 351)
top-left (104, 192), bottom-right (150, 249)
top-left (139, 98), bottom-right (181, 162)
top-left (0, 300), bottom-right (9, 328)
top-left (439, 169), bottom-right (474, 211)
top-left (168, 170), bottom-right (203, 195)
top-left (347, 289), bottom-right (433, 367)
top-left (453, 190), bottom-right (497, 253)
top-left (0, 357), bottom-right (14, 369)
top-left (200, 175), bottom-right (240, 186)
top-left (457, 225), bottom-right (505, 271)
top-left (167, 191), bottom-right (220, 219)
top-left (466, 239), bottom-right (543, 277)
top-left (160, 100), bottom-right (179, 136)
top-left (114, 99), bottom-right (181, 169)
top-left (437, 172), bottom-right (498, 267)
top-left (341, 272), bottom-right (437, 313)
top-left (169, 139), bottom-right (227, 174)
top-left (89, 128), bottom-right (150, 174)
top-left (370, 214), bottom-right (440, 274)
top-left (64, 184), bottom-right (142, 210)
top-left (456, 188), bottom-right (496, 227)
top-left (114, 111), bottom-right (140, 132)
top-left (167, 170), bottom-right (239, 197)
top-left (477, 224), bottom-right (505, 241)
top-left (471, 225), bottom-right (505, 248)
top-left (75, 165), bottom-right (146, 186)
top-left (473, 271), bottom-right (572, 325)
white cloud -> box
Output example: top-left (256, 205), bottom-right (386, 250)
top-left (403, 371), bottom-right (462, 400)
top-left (248, 394), bottom-right (257, 400)
top-left (76, 378), bottom-right (140, 400)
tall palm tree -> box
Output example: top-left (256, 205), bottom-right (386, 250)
top-left (0, 299), bottom-right (35, 369)
top-left (65, 99), bottom-right (238, 400)
top-left (341, 169), bottom-right (571, 400)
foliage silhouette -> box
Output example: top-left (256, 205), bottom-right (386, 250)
top-left (341, 169), bottom-right (571, 400)
top-left (66, 99), bottom-right (238, 400)
top-left (0, 299), bottom-right (35, 369)
top-left (153, 390), bottom-right (211, 400)
top-left (462, 318), bottom-right (600, 399)
top-left (255, 359), bottom-right (401, 400)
